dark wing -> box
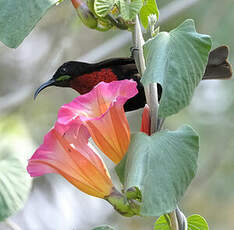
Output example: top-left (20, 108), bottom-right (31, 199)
top-left (95, 57), bottom-right (135, 68)
top-left (203, 46), bottom-right (232, 80)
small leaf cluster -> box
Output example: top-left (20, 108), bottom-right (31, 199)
top-left (155, 214), bottom-right (209, 230)
top-left (91, 214), bottom-right (209, 229)
top-left (0, 0), bottom-right (159, 48)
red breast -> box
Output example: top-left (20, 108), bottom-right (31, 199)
top-left (71, 68), bottom-right (118, 94)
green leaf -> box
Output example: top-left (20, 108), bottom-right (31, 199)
top-left (119, 0), bottom-right (143, 21)
top-left (139, 0), bottom-right (159, 28)
top-left (94, 0), bottom-right (115, 17)
top-left (154, 214), bottom-right (209, 230)
top-left (115, 153), bottom-right (127, 185)
top-left (92, 226), bottom-right (114, 230)
top-left (154, 215), bottom-right (171, 230)
top-left (188, 214), bottom-right (209, 230)
top-left (121, 125), bottom-right (199, 216)
top-left (142, 19), bottom-right (212, 118)
top-left (0, 0), bottom-right (59, 48)
top-left (0, 117), bottom-right (33, 221)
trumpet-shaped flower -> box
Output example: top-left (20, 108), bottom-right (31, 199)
top-left (27, 120), bottom-right (113, 198)
top-left (57, 80), bottom-right (138, 164)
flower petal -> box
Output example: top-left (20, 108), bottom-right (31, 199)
top-left (86, 103), bottom-right (130, 163)
top-left (27, 121), bottom-right (113, 198)
top-left (58, 80), bottom-right (138, 123)
top-left (57, 80), bottom-right (138, 163)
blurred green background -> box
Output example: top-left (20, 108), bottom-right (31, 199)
top-left (0, 0), bottom-right (234, 229)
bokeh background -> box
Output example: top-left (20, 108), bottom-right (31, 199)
top-left (0, 0), bottom-right (234, 229)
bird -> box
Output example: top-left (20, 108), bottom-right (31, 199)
top-left (34, 46), bottom-right (232, 112)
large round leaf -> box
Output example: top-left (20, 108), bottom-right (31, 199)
top-left (116, 125), bottom-right (199, 216)
top-left (0, 0), bottom-right (59, 48)
top-left (0, 117), bottom-right (33, 221)
top-left (142, 19), bottom-right (212, 118)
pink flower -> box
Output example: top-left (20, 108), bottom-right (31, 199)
top-left (27, 120), bottom-right (113, 198)
top-left (57, 80), bottom-right (138, 164)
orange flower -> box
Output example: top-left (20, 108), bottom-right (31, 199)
top-left (27, 120), bottom-right (113, 198)
top-left (58, 80), bottom-right (138, 164)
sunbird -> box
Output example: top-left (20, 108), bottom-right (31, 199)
top-left (34, 46), bottom-right (232, 112)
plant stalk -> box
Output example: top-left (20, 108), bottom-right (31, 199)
top-left (133, 14), bottom-right (183, 230)
top-left (149, 83), bottom-right (158, 133)
top-left (132, 16), bottom-right (159, 133)
top-left (169, 211), bottom-right (179, 230)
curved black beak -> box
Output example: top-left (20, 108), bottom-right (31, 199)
top-left (34, 78), bottom-right (56, 100)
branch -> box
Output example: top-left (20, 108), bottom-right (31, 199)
top-left (149, 83), bottom-right (158, 134)
top-left (169, 211), bottom-right (179, 230)
top-left (132, 1), bottom-right (203, 228)
top-left (132, 16), bottom-right (159, 134)
top-left (132, 12), bottom-right (179, 230)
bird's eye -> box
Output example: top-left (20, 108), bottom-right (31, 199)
top-left (60, 67), bottom-right (67, 74)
